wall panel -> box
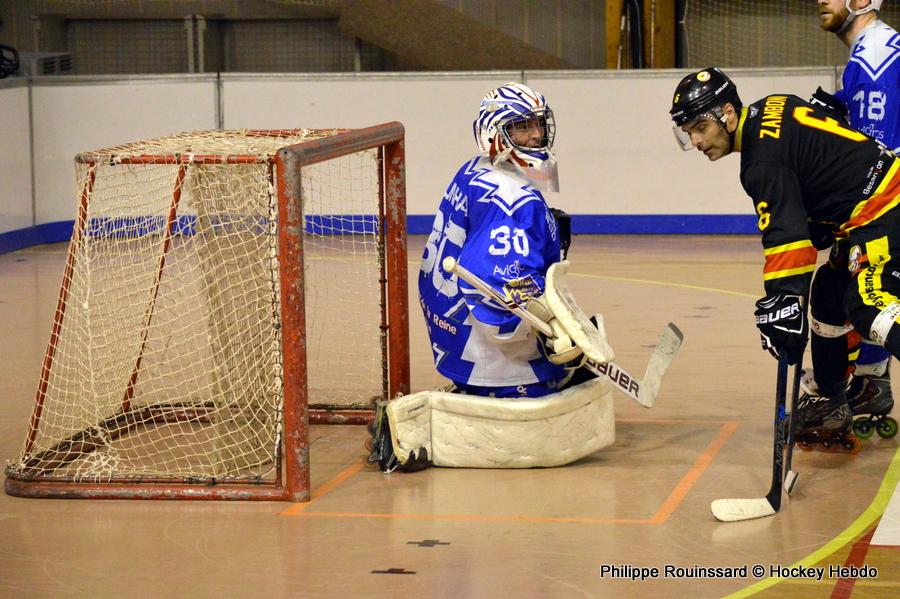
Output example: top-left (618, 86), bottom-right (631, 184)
top-left (222, 72), bottom-right (521, 217)
top-left (30, 76), bottom-right (217, 224)
top-left (0, 81), bottom-right (33, 235)
top-left (527, 68), bottom-right (836, 219)
top-left (2, 68), bottom-right (845, 252)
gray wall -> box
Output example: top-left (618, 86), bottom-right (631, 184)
top-left (681, 0), bottom-right (900, 67)
top-left (0, 80), bottom-right (32, 232)
top-left (10, 1), bottom-right (899, 77)
top-left (0, 0), bottom-right (604, 73)
top-left (0, 68), bottom-right (840, 237)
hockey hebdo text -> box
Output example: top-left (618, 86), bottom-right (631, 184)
top-left (598, 563), bottom-right (878, 581)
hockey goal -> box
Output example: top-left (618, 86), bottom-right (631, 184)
top-left (5, 123), bottom-right (409, 501)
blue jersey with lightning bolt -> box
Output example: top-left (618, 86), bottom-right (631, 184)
top-left (418, 155), bottom-right (565, 393)
top-left (834, 19), bottom-right (900, 372)
top-left (836, 20), bottom-right (900, 151)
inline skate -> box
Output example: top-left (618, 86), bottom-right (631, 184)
top-left (793, 391), bottom-right (862, 454)
top-left (847, 374), bottom-right (898, 440)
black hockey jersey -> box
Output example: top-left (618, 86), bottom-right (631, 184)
top-left (736, 94), bottom-right (900, 296)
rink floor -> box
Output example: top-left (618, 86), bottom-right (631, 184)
top-left (1, 235), bottom-right (897, 599)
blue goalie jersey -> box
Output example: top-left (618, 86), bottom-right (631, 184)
top-left (837, 20), bottom-right (900, 150)
top-left (418, 155), bottom-right (566, 390)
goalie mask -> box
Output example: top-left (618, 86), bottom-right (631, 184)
top-left (473, 82), bottom-right (559, 192)
top-left (670, 67), bottom-right (742, 151)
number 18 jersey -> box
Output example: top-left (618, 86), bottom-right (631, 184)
top-left (837, 19), bottom-right (900, 151)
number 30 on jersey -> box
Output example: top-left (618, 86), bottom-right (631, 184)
top-left (488, 225), bottom-right (530, 257)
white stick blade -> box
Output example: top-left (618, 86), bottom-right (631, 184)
top-left (637, 323), bottom-right (684, 408)
top-left (710, 498), bottom-right (776, 522)
top-left (784, 470), bottom-right (799, 497)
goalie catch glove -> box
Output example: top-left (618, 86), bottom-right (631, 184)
top-left (525, 295), bottom-right (584, 365)
top-left (754, 294), bottom-right (807, 365)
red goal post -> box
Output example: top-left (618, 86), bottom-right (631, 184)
top-left (5, 123), bottom-right (409, 501)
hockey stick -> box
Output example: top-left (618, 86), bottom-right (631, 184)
top-left (711, 355), bottom-right (797, 521)
top-left (441, 256), bottom-right (683, 408)
top-left (783, 363), bottom-right (802, 496)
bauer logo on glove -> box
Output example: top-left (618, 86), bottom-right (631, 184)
top-left (755, 301), bottom-right (802, 325)
top-left (754, 294), bottom-right (807, 365)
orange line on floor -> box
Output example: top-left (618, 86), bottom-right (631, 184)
top-left (290, 511), bottom-right (661, 524)
top-left (618, 418), bottom-right (738, 425)
top-left (280, 458), bottom-right (365, 516)
top-left (649, 420), bottom-right (741, 524)
top-left (282, 420), bottom-right (740, 524)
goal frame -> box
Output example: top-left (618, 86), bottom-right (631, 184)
top-left (5, 122), bottom-right (409, 501)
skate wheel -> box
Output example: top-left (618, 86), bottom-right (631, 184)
top-left (853, 417), bottom-right (875, 439)
top-left (845, 434), bottom-right (863, 454)
top-left (876, 417), bottom-right (899, 439)
top-left (798, 441), bottom-right (813, 451)
top-left (363, 456), bottom-right (381, 471)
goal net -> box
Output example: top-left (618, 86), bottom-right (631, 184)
top-left (5, 124), bottom-right (408, 501)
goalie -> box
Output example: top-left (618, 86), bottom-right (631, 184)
top-left (369, 83), bottom-right (616, 472)
top-left (419, 81), bottom-right (598, 399)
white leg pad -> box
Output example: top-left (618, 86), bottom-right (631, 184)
top-left (386, 377), bottom-right (615, 468)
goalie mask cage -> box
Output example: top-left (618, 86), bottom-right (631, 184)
top-left (5, 123), bottom-right (409, 501)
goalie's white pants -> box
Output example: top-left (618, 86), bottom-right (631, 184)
top-left (386, 377), bottom-right (615, 468)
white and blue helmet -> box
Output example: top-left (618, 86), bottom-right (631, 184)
top-left (848, 0), bottom-right (883, 16)
top-left (473, 82), bottom-right (559, 191)
top-left (839, 0), bottom-right (883, 33)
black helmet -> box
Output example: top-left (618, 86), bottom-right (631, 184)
top-left (670, 67), bottom-right (742, 126)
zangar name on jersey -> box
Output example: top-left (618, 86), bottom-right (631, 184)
top-left (759, 96), bottom-right (788, 139)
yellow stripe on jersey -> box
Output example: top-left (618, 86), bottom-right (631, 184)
top-left (857, 256), bottom-right (900, 310)
top-left (762, 239), bottom-right (817, 281)
top-left (763, 240), bottom-right (816, 256)
top-left (763, 264), bottom-right (817, 281)
top-left (839, 159), bottom-right (900, 236)
top-left (867, 236), bottom-right (891, 267)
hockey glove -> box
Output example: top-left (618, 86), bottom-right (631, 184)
top-left (754, 294), bottom-right (807, 365)
top-left (525, 295), bottom-right (584, 365)
top-left (809, 86), bottom-right (849, 123)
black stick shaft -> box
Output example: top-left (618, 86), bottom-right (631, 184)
top-left (785, 362), bottom-right (802, 478)
top-left (765, 356), bottom-right (790, 511)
